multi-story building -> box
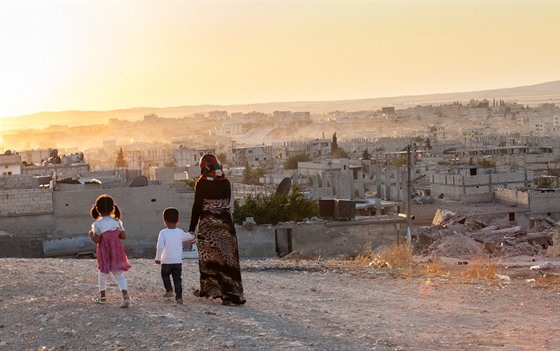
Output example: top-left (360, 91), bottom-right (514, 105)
top-left (306, 138), bottom-right (331, 158)
top-left (175, 147), bottom-right (216, 168)
top-left (232, 145), bottom-right (274, 168)
top-left (208, 110), bottom-right (229, 121)
top-left (427, 125), bottom-right (445, 141)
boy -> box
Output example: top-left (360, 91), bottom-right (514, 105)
top-left (155, 207), bottom-right (196, 304)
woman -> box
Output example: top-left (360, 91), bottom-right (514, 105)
top-left (188, 154), bottom-right (246, 306)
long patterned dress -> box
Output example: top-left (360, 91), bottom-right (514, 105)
top-left (189, 178), bottom-right (245, 305)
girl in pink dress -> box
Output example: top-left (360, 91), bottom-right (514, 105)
top-left (88, 194), bottom-right (131, 308)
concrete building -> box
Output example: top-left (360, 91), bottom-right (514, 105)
top-left (149, 166), bottom-right (190, 184)
top-left (273, 111), bottom-right (293, 127)
top-left (306, 138), bottom-right (331, 158)
top-left (495, 187), bottom-right (560, 221)
top-left (427, 125), bottom-right (445, 141)
top-left (272, 141), bottom-right (307, 159)
top-left (175, 147), bottom-right (216, 168)
top-left (232, 145), bottom-right (274, 168)
top-left (208, 110), bottom-right (229, 121)
top-left (0, 153), bottom-right (21, 176)
top-left (298, 159), bottom-right (366, 199)
top-left (430, 166), bottom-right (534, 202)
top-left (18, 149), bottom-right (52, 165)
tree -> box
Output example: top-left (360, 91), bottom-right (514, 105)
top-left (393, 156), bottom-right (407, 167)
top-left (331, 132), bottom-right (338, 155)
top-left (115, 148), bottom-right (126, 168)
top-left (477, 159), bottom-right (496, 168)
top-left (361, 149), bottom-right (371, 160)
top-left (534, 177), bottom-right (554, 188)
top-left (284, 153), bottom-right (311, 169)
top-left (330, 131), bottom-right (349, 158)
top-left (242, 163), bottom-right (265, 184)
top-left (217, 152), bottom-right (228, 164)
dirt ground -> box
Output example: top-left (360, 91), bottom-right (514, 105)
top-left (1, 256), bottom-right (559, 351)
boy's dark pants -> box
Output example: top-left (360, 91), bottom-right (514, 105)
top-left (161, 263), bottom-right (182, 299)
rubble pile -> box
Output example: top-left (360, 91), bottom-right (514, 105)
top-left (413, 209), bottom-right (558, 259)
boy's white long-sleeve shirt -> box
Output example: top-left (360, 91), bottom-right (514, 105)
top-left (155, 228), bottom-right (195, 264)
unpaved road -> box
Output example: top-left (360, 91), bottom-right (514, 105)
top-left (1, 258), bottom-right (559, 351)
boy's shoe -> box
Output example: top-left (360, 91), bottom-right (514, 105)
top-left (120, 296), bottom-right (130, 308)
top-left (93, 296), bottom-right (107, 304)
top-left (163, 291), bottom-right (174, 298)
top-left (176, 298), bottom-right (183, 305)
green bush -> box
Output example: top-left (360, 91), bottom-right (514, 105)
top-left (233, 185), bottom-right (317, 225)
top-left (283, 153), bottom-right (311, 169)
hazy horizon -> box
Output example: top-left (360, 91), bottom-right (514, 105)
top-left (0, 79), bottom-right (557, 120)
top-left (1, 1), bottom-right (558, 119)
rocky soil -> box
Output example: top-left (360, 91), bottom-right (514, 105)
top-left (1, 256), bottom-right (559, 351)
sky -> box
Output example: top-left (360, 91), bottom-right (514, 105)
top-left (0, 0), bottom-right (559, 118)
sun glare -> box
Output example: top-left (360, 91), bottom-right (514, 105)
top-left (0, 2), bottom-right (558, 117)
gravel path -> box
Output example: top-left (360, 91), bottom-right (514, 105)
top-left (1, 258), bottom-right (559, 351)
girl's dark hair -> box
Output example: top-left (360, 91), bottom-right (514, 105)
top-left (90, 194), bottom-right (122, 220)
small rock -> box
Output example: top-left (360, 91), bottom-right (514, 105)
top-left (225, 340), bottom-right (236, 348)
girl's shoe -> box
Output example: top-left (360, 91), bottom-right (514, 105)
top-left (93, 296), bottom-right (107, 304)
top-left (163, 291), bottom-right (174, 298)
top-left (120, 296), bottom-right (130, 308)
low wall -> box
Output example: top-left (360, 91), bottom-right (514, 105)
top-left (21, 164), bottom-right (90, 179)
top-left (52, 185), bottom-right (195, 257)
top-left (460, 193), bottom-right (494, 203)
top-left (0, 188), bottom-right (54, 216)
top-left (0, 174), bottom-right (36, 190)
top-left (0, 185), bottom-right (195, 258)
top-left (0, 214), bottom-right (54, 257)
top-left (1, 183), bottom-right (407, 259)
top-left (495, 188), bottom-right (529, 207)
top-left (529, 189), bottom-right (560, 220)
top-left (235, 217), bottom-right (407, 259)
top-left (236, 225), bottom-right (277, 258)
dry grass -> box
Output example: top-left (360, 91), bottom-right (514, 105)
top-left (350, 244), bottom-right (503, 280)
top-left (460, 254), bottom-right (498, 279)
top-left (279, 244), bottom-right (557, 284)
top-left (535, 274), bottom-right (560, 292)
top-left (350, 242), bottom-right (415, 270)
top-left (421, 257), bottom-right (447, 275)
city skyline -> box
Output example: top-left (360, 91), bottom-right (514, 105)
top-left (1, 0), bottom-right (559, 119)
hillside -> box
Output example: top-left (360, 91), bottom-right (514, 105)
top-left (2, 81), bottom-right (559, 131)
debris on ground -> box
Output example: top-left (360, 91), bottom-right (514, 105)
top-left (413, 209), bottom-right (558, 259)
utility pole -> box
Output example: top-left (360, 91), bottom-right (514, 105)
top-left (406, 144), bottom-right (412, 242)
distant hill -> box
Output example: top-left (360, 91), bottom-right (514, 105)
top-left (2, 81), bottom-right (559, 131)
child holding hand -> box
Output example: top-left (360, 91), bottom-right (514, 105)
top-left (155, 207), bottom-right (195, 304)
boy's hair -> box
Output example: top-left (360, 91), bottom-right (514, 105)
top-left (163, 207), bottom-right (179, 224)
